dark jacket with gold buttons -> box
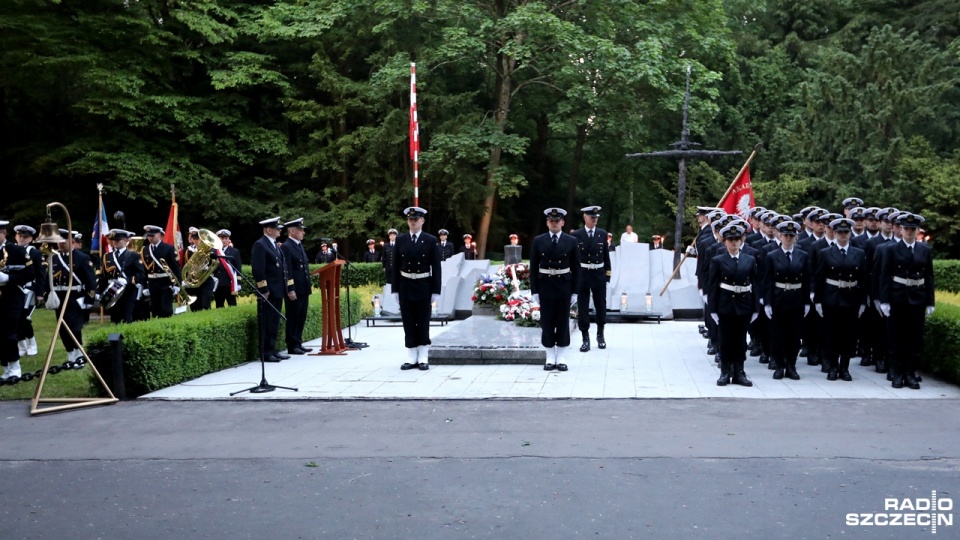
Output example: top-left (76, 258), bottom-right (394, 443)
top-left (51, 249), bottom-right (97, 302)
top-left (281, 239), bottom-right (313, 297)
top-left (878, 241), bottom-right (934, 306)
top-left (391, 232), bottom-right (442, 301)
top-left (529, 232), bottom-right (581, 299)
top-left (762, 248), bottom-right (811, 312)
top-left (707, 252), bottom-right (759, 316)
top-left (251, 235), bottom-right (290, 298)
top-left (572, 227), bottom-right (611, 288)
top-left (814, 244), bottom-right (867, 307)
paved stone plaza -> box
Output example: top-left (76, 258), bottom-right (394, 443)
top-left (145, 319), bottom-right (960, 400)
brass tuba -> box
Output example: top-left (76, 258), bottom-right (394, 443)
top-left (182, 229), bottom-right (223, 288)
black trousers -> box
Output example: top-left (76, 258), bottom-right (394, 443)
top-left (0, 293), bottom-right (23, 366)
top-left (399, 297), bottom-right (432, 348)
top-left (577, 283), bottom-right (606, 332)
top-left (705, 300), bottom-right (719, 349)
top-left (148, 280), bottom-right (174, 318)
top-left (55, 293), bottom-right (85, 352)
top-left (889, 303), bottom-right (925, 375)
top-left (17, 306), bottom-right (36, 340)
top-left (107, 292), bottom-right (136, 324)
top-left (862, 308), bottom-right (883, 361)
top-left (822, 305), bottom-right (858, 367)
top-left (803, 308), bottom-right (822, 358)
top-left (285, 294), bottom-right (309, 350)
top-left (214, 287), bottom-right (237, 308)
top-left (187, 285), bottom-right (213, 312)
top-left (751, 310), bottom-right (770, 355)
top-left (768, 305), bottom-right (803, 364)
top-left (718, 313), bottom-right (751, 363)
top-left (539, 296), bottom-right (572, 348)
top-left (258, 294), bottom-right (284, 355)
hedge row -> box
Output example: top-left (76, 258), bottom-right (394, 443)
top-left (235, 262), bottom-right (386, 297)
top-left (921, 301), bottom-right (960, 385)
top-left (86, 291), bottom-right (363, 397)
top-left (934, 260), bottom-right (960, 293)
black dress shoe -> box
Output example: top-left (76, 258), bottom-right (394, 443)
top-left (707, 344), bottom-right (717, 355)
top-left (418, 363), bottom-right (430, 371)
top-left (891, 374), bottom-right (904, 388)
top-left (732, 371), bottom-right (753, 387)
top-left (875, 360), bottom-right (887, 373)
top-left (905, 374), bottom-right (920, 389)
top-left (263, 355), bottom-right (282, 363)
top-left (773, 367), bottom-right (784, 380)
top-left (698, 324), bottom-right (705, 331)
top-left (401, 363), bottom-right (418, 370)
top-left (840, 370), bottom-right (852, 382)
top-left (714, 354), bottom-right (720, 364)
top-left (580, 340), bottom-right (590, 352)
top-left (807, 357), bottom-right (819, 366)
top-left (543, 363), bottom-right (557, 371)
top-left (759, 354), bottom-right (769, 364)
top-left (556, 364), bottom-right (568, 372)
top-left (786, 365), bottom-right (801, 380)
top-left (859, 356), bottom-right (874, 366)
top-left (273, 352), bottom-right (291, 360)
top-left (289, 347), bottom-right (307, 355)
top-left (887, 371), bottom-right (895, 382)
top-left (915, 373), bottom-right (923, 382)
top-left (799, 345), bottom-right (808, 357)
top-left (749, 345), bottom-right (762, 357)
top-left (597, 336), bottom-right (606, 349)
top-left (827, 369), bottom-right (839, 381)
top-left (300, 346), bottom-right (314, 353)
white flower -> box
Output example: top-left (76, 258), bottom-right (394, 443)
top-left (532, 311), bottom-right (540, 321)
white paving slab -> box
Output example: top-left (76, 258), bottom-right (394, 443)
top-left (143, 318), bottom-right (960, 400)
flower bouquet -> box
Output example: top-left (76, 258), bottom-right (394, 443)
top-left (472, 274), bottom-right (509, 307)
top-left (498, 263), bottom-right (531, 293)
top-left (499, 293), bottom-right (541, 327)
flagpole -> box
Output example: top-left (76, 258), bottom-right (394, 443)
top-left (410, 62), bottom-right (419, 207)
top-left (658, 144), bottom-right (761, 296)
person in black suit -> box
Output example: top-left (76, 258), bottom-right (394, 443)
top-left (573, 205), bottom-right (611, 352)
top-left (392, 207), bottom-right (442, 370)
top-left (707, 222), bottom-right (759, 387)
top-left (814, 218), bottom-right (868, 381)
top-left (0, 221), bottom-right (33, 381)
top-left (530, 207), bottom-right (582, 372)
top-left (437, 229), bottom-right (455, 261)
top-left (382, 228), bottom-right (398, 282)
top-left (141, 225), bottom-right (182, 318)
top-left (14, 225), bottom-right (46, 356)
top-left (362, 239), bottom-right (381, 263)
top-left (98, 229), bottom-right (145, 323)
top-left (213, 229), bottom-right (242, 308)
top-left (281, 218), bottom-right (313, 355)
top-left (315, 243), bottom-right (336, 264)
top-left (879, 213), bottom-right (935, 389)
top-left (251, 217), bottom-right (291, 362)
top-left (462, 234), bottom-right (477, 260)
top-left (763, 221), bottom-right (811, 380)
top-left (51, 230), bottom-right (97, 367)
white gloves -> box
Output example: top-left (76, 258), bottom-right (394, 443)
top-left (116, 277), bottom-right (127, 287)
top-left (431, 294), bottom-right (440, 304)
top-left (171, 286), bottom-right (180, 296)
top-left (702, 294), bottom-right (708, 304)
top-left (926, 306), bottom-right (935, 317)
top-left (880, 303), bottom-right (891, 317)
top-left (710, 313), bottom-right (719, 325)
top-left (686, 246), bottom-right (697, 256)
top-left (874, 299), bottom-right (881, 312)
top-left (750, 312), bottom-right (758, 324)
top-left (0, 273), bottom-right (8, 284)
top-left (858, 305), bottom-right (866, 318)
top-left (532, 293), bottom-right (540, 304)
top-left (142, 286), bottom-right (151, 298)
top-left (804, 305), bottom-right (811, 317)
top-left (570, 294), bottom-right (578, 305)
top-left (392, 292), bottom-right (399, 304)
top-left (764, 305), bottom-right (773, 319)
top-left (76, 298), bottom-right (87, 309)
top-left (136, 285), bottom-right (144, 300)
top-left (810, 293), bottom-right (815, 302)
top-left (815, 304), bottom-right (823, 317)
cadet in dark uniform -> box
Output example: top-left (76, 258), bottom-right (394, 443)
top-left (392, 207), bottom-right (442, 370)
top-left (281, 218), bottom-right (313, 355)
top-left (51, 230), bottom-right (97, 367)
top-left (213, 229), bottom-right (242, 308)
top-left (382, 228), bottom-right (398, 282)
top-left (362, 239), bottom-right (381, 263)
top-left (251, 217), bottom-right (291, 362)
top-left (650, 235), bottom-right (663, 249)
top-left (315, 243), bottom-right (336, 264)
top-left (14, 225), bottom-right (45, 357)
top-left (530, 208), bottom-right (581, 371)
top-left (866, 208), bottom-right (897, 373)
top-left (0, 221), bottom-right (32, 380)
top-left (842, 197), bottom-right (864, 218)
top-left (462, 234), bottom-right (477, 260)
top-left (184, 228), bottom-right (215, 311)
top-left (707, 222), bottom-right (759, 387)
top-left (437, 229), bottom-right (455, 261)
top-left (98, 229), bottom-right (145, 323)
top-left (141, 225), bottom-right (182, 318)
top-left (763, 221), bottom-right (811, 380)
top-left (814, 218), bottom-right (868, 381)
top-left (573, 205), bottom-right (611, 352)
top-left (879, 213), bottom-right (935, 389)
top-left (696, 209), bottom-right (726, 358)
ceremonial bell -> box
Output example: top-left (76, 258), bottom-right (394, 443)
top-left (35, 221), bottom-right (67, 244)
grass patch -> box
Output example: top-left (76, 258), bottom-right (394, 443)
top-left (936, 290), bottom-right (960, 306)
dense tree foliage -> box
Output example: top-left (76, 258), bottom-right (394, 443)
top-left (2, 0), bottom-right (958, 257)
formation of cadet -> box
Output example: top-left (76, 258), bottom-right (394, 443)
top-left (0, 221), bottom-right (33, 381)
top-left (690, 196), bottom-right (936, 389)
top-left (391, 207), bottom-right (442, 371)
top-left (530, 208), bottom-right (581, 372)
top-left (572, 206), bottom-right (611, 352)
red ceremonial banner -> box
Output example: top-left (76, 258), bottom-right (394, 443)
top-left (719, 166), bottom-right (754, 221)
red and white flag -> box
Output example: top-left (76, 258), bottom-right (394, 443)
top-left (410, 62), bottom-right (420, 205)
top-left (719, 166), bottom-right (755, 221)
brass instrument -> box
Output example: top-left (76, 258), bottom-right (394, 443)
top-left (140, 237), bottom-right (195, 308)
top-left (182, 229), bottom-right (223, 288)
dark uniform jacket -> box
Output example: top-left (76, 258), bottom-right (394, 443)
top-left (0, 243), bottom-right (33, 302)
top-left (382, 242), bottom-right (397, 275)
top-left (878, 241), bottom-right (935, 306)
top-left (762, 248), bottom-right (811, 312)
top-left (868, 235), bottom-right (896, 301)
top-left (572, 227), bottom-right (611, 288)
top-left (362, 248), bottom-right (381, 263)
top-left (391, 232), bottom-right (442, 301)
top-left (707, 251), bottom-right (759, 316)
top-left (529, 232), bottom-right (582, 300)
top-left (251, 235), bottom-right (290, 298)
top-left (141, 241), bottom-right (182, 284)
top-left (695, 225), bottom-right (718, 291)
top-left (438, 241), bottom-right (455, 261)
top-left (462, 243), bottom-right (477, 260)
top-left (23, 245), bottom-right (47, 299)
top-left (52, 249), bottom-right (97, 302)
top-left (98, 248), bottom-right (145, 294)
top-left (315, 249), bottom-right (336, 264)
top-left (213, 246), bottom-right (242, 289)
top-left (281, 239), bottom-right (313, 298)
top-left (814, 244), bottom-right (867, 307)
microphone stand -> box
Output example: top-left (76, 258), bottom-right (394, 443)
top-left (220, 255), bottom-right (298, 395)
top-left (335, 248), bottom-right (368, 349)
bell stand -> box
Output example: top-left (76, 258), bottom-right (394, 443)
top-left (30, 202), bottom-right (118, 415)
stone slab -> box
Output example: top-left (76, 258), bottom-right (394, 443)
top-left (430, 314), bottom-right (545, 364)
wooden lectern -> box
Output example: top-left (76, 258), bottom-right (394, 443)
top-left (310, 259), bottom-right (350, 355)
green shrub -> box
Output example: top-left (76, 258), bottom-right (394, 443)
top-left (235, 263), bottom-right (385, 298)
top-left (934, 260), bottom-right (960, 293)
top-left (87, 290), bottom-right (363, 397)
top-left (921, 301), bottom-right (960, 385)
